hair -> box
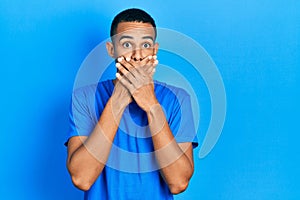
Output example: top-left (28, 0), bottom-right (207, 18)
top-left (110, 8), bottom-right (157, 40)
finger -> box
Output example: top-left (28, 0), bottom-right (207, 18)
top-left (145, 64), bottom-right (154, 74)
top-left (125, 56), bottom-right (131, 62)
top-left (137, 55), bottom-right (154, 74)
top-left (151, 68), bottom-right (156, 77)
top-left (153, 59), bottom-right (159, 66)
top-left (149, 56), bottom-right (158, 71)
top-left (118, 56), bottom-right (142, 80)
top-left (116, 72), bottom-right (135, 93)
top-left (129, 55), bottom-right (152, 69)
top-left (144, 55), bottom-right (158, 72)
top-left (137, 60), bottom-right (156, 77)
top-left (117, 56), bottom-right (134, 71)
top-left (151, 55), bottom-right (159, 67)
top-left (116, 62), bottom-right (137, 84)
top-left (140, 55), bottom-right (153, 67)
top-left (115, 62), bottom-right (128, 76)
top-left (116, 61), bottom-right (144, 90)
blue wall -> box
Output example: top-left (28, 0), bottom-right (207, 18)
top-left (1, 1), bottom-right (299, 199)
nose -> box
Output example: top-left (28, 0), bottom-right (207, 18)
top-left (131, 48), bottom-right (143, 61)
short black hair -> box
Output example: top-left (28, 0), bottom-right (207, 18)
top-left (110, 8), bottom-right (157, 39)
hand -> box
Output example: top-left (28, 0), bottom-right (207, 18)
top-left (116, 55), bottom-right (159, 112)
top-left (111, 77), bottom-right (133, 110)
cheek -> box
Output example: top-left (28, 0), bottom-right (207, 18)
top-left (114, 45), bottom-right (133, 57)
top-left (141, 48), bottom-right (155, 56)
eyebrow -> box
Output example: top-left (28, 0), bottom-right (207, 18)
top-left (119, 35), bottom-right (134, 41)
top-left (142, 36), bottom-right (154, 42)
top-left (119, 35), bottom-right (154, 42)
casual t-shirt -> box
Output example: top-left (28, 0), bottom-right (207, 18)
top-left (65, 79), bottom-right (198, 200)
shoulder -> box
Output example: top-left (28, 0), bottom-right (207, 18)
top-left (72, 79), bottom-right (113, 97)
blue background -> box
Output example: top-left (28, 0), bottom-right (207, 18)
top-left (0, 0), bottom-right (299, 199)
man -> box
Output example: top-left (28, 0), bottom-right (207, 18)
top-left (65, 8), bottom-right (198, 199)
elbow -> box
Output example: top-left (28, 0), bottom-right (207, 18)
top-left (71, 175), bottom-right (93, 191)
top-left (67, 161), bottom-right (93, 191)
top-left (169, 180), bottom-right (189, 194)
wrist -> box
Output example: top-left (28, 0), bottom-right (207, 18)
top-left (146, 103), bottom-right (166, 136)
top-left (109, 95), bottom-right (128, 116)
top-left (145, 100), bottom-right (160, 114)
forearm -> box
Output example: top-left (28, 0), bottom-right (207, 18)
top-left (113, 55), bottom-right (193, 193)
top-left (147, 104), bottom-right (194, 194)
top-left (68, 96), bottom-right (126, 190)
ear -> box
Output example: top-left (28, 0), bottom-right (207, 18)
top-left (153, 43), bottom-right (159, 55)
top-left (106, 41), bottom-right (115, 58)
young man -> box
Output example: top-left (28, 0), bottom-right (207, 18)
top-left (65, 8), bottom-right (198, 199)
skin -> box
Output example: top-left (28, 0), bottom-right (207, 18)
top-left (67, 22), bottom-right (195, 194)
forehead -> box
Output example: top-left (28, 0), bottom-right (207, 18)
top-left (115, 22), bottom-right (155, 39)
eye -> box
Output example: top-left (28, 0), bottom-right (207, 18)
top-left (142, 43), bottom-right (151, 49)
top-left (122, 42), bottom-right (132, 48)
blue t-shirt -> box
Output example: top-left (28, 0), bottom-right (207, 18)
top-left (66, 79), bottom-right (198, 200)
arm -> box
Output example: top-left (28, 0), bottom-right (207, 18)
top-left (66, 82), bottom-right (130, 191)
top-left (116, 57), bottom-right (195, 194)
top-left (147, 104), bottom-right (194, 194)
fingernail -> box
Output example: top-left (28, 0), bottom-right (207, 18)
top-left (152, 68), bottom-right (156, 73)
top-left (154, 60), bottom-right (159, 65)
top-left (117, 57), bottom-right (123, 62)
top-left (148, 55), bottom-right (152, 60)
top-left (153, 55), bottom-right (157, 60)
top-left (115, 63), bottom-right (121, 67)
top-left (126, 57), bottom-right (131, 61)
top-left (116, 72), bottom-right (120, 78)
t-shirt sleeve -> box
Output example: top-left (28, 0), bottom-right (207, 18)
top-left (168, 92), bottom-right (198, 148)
top-left (64, 88), bottom-right (95, 146)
